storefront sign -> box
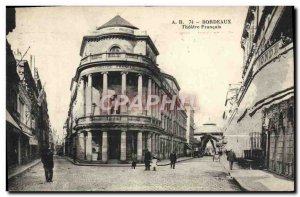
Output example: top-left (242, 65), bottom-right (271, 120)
top-left (254, 40), bottom-right (281, 72)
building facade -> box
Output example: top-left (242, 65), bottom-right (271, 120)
top-left (6, 7), bottom-right (51, 167)
top-left (65, 16), bottom-right (189, 164)
top-left (223, 6), bottom-right (294, 179)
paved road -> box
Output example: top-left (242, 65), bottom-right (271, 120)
top-left (8, 156), bottom-right (241, 191)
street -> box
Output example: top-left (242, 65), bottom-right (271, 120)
top-left (8, 156), bottom-right (242, 192)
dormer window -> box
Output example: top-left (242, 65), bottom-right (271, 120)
top-left (110, 46), bottom-right (121, 53)
top-left (109, 46), bottom-right (121, 57)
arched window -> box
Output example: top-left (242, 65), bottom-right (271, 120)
top-left (109, 46), bottom-right (121, 57)
top-left (110, 46), bottom-right (121, 53)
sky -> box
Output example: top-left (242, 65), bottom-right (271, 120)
top-left (7, 6), bottom-right (248, 138)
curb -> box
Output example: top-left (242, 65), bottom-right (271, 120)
top-left (8, 160), bottom-right (41, 180)
top-left (219, 157), bottom-right (249, 191)
top-left (64, 156), bottom-right (194, 167)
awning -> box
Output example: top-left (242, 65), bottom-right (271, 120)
top-left (6, 110), bottom-right (21, 130)
top-left (21, 131), bottom-right (33, 138)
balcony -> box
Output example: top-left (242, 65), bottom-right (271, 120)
top-left (76, 114), bottom-right (161, 128)
top-left (80, 52), bottom-right (155, 67)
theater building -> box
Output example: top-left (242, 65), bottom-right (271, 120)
top-left (223, 6), bottom-right (294, 179)
top-left (65, 16), bottom-right (188, 163)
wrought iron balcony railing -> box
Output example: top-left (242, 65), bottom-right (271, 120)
top-left (80, 52), bottom-right (155, 66)
top-left (76, 114), bottom-right (161, 128)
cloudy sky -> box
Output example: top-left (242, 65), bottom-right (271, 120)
top-left (7, 7), bottom-right (248, 138)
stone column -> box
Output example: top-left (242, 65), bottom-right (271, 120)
top-left (147, 133), bottom-right (152, 152)
top-left (137, 74), bottom-right (143, 114)
top-left (102, 131), bottom-right (108, 162)
top-left (86, 74), bottom-right (93, 116)
top-left (137, 131), bottom-right (143, 161)
top-left (77, 132), bottom-right (85, 160)
top-left (157, 134), bottom-right (160, 155)
top-left (120, 130), bottom-right (127, 161)
top-left (152, 82), bottom-right (156, 118)
top-left (121, 72), bottom-right (127, 114)
top-left (80, 77), bottom-right (86, 116)
top-left (155, 84), bottom-right (159, 119)
top-left (158, 89), bottom-right (162, 121)
top-left (102, 72), bottom-right (108, 115)
top-left (18, 135), bottom-right (21, 165)
top-left (147, 77), bottom-right (152, 116)
top-left (86, 131), bottom-right (92, 161)
top-left (151, 134), bottom-right (155, 154)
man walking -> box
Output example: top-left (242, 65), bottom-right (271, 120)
top-left (170, 151), bottom-right (177, 169)
top-left (144, 149), bottom-right (151, 171)
top-left (41, 146), bottom-right (54, 182)
top-left (227, 149), bottom-right (236, 170)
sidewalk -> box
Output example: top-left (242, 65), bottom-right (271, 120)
top-left (65, 156), bottom-right (193, 167)
top-left (8, 159), bottom-right (41, 180)
top-left (219, 155), bottom-right (294, 191)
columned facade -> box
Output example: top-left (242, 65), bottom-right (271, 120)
top-left (66, 15), bottom-right (188, 164)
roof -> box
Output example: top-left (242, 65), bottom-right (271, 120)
top-left (194, 123), bottom-right (222, 134)
top-left (97, 15), bottom-right (139, 30)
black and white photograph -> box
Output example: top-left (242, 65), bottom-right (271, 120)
top-left (6, 6), bottom-right (295, 192)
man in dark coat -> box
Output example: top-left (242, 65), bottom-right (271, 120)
top-left (144, 149), bottom-right (151, 171)
top-left (41, 147), bottom-right (54, 182)
top-left (170, 151), bottom-right (177, 169)
top-left (227, 149), bottom-right (236, 170)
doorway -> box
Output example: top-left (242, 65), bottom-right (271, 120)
top-left (108, 132), bottom-right (121, 160)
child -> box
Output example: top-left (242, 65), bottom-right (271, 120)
top-left (151, 156), bottom-right (158, 171)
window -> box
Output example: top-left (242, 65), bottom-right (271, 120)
top-left (110, 46), bottom-right (121, 53)
top-left (109, 46), bottom-right (121, 57)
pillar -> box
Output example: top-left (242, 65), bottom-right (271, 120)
top-left (120, 130), bottom-right (127, 161)
top-left (151, 134), bottom-right (155, 154)
top-left (77, 132), bottom-right (85, 160)
top-left (157, 134), bottom-right (160, 155)
top-left (152, 82), bottom-right (156, 118)
top-left (121, 72), bottom-right (127, 114)
top-left (155, 85), bottom-right (159, 119)
top-left (137, 131), bottom-right (143, 161)
top-left (102, 72), bottom-right (108, 114)
top-left (138, 74), bottom-right (143, 114)
top-left (147, 133), bottom-right (152, 152)
top-left (86, 131), bottom-right (92, 161)
top-left (147, 77), bottom-right (152, 116)
top-left (86, 74), bottom-right (93, 116)
top-left (80, 77), bottom-right (86, 116)
top-left (102, 131), bottom-right (108, 162)
top-left (18, 135), bottom-right (21, 165)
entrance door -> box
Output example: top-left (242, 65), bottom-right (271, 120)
top-left (108, 132), bottom-right (120, 160)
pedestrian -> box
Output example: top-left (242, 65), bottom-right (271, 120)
top-left (170, 151), bottom-right (177, 169)
top-left (144, 149), bottom-right (151, 171)
top-left (131, 153), bottom-right (137, 169)
top-left (151, 155), bottom-right (159, 171)
top-left (41, 146), bottom-right (54, 182)
top-left (227, 149), bottom-right (236, 170)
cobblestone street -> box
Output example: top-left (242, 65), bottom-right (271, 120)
top-left (8, 156), bottom-right (241, 192)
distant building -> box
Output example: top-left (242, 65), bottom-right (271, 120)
top-left (65, 16), bottom-right (190, 164)
top-left (184, 103), bottom-right (196, 156)
top-left (194, 123), bottom-right (224, 156)
top-left (223, 6), bottom-right (294, 179)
